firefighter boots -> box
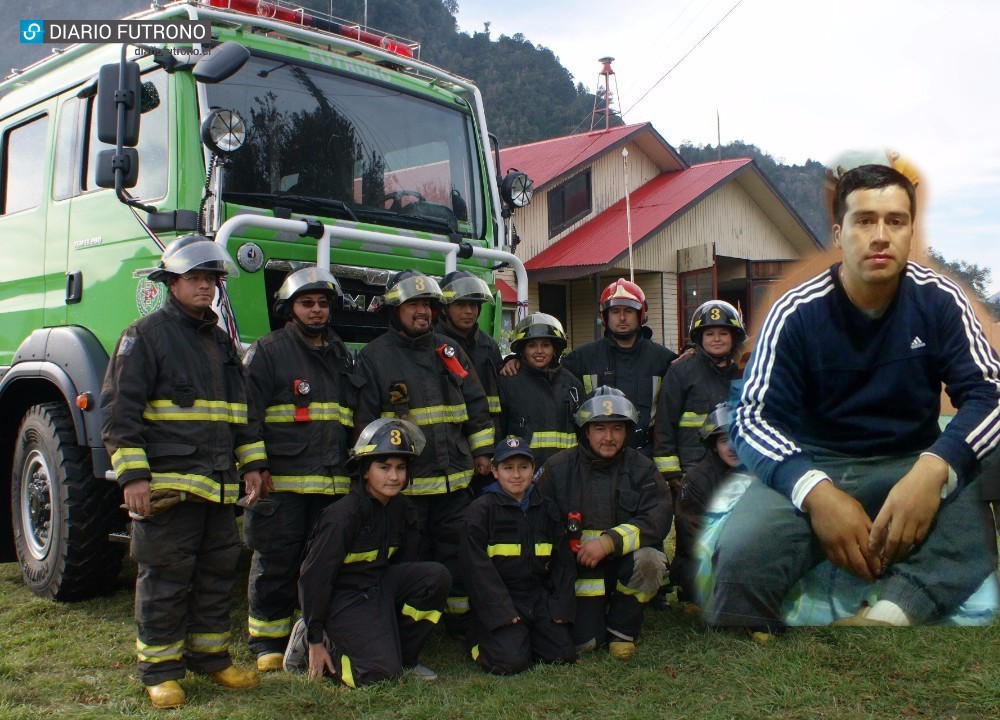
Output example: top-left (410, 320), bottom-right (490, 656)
top-left (209, 665), bottom-right (259, 689)
top-left (146, 680), bottom-right (185, 709)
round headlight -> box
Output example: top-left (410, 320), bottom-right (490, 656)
top-left (201, 109), bottom-right (246, 155)
top-left (501, 170), bottom-right (533, 208)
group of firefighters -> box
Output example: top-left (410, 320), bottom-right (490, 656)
top-left (100, 233), bottom-right (747, 709)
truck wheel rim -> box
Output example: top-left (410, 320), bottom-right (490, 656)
top-left (21, 449), bottom-right (54, 560)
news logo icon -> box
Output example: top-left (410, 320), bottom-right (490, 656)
top-left (20, 20), bottom-right (44, 44)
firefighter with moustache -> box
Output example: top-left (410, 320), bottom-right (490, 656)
top-left (101, 235), bottom-right (263, 709)
top-left (284, 418), bottom-right (450, 685)
top-left (355, 269), bottom-right (494, 634)
top-left (242, 267), bottom-right (360, 672)
top-left (436, 270), bottom-right (504, 493)
top-left (535, 387), bottom-right (671, 659)
top-left (502, 279), bottom-right (677, 457)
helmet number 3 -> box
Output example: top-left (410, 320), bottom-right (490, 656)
top-left (390, 429), bottom-right (402, 445)
top-left (602, 400), bottom-right (614, 415)
top-left (710, 307), bottom-right (721, 320)
top-left (414, 277), bottom-right (425, 292)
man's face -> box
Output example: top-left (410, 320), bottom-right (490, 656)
top-left (607, 305), bottom-right (640, 336)
top-left (443, 300), bottom-right (480, 334)
top-left (169, 270), bottom-right (218, 317)
top-left (397, 298), bottom-right (433, 336)
top-left (291, 292), bottom-right (330, 326)
top-left (833, 185), bottom-right (913, 288)
top-left (586, 421), bottom-right (627, 458)
top-left (715, 435), bottom-right (740, 468)
top-left (364, 457), bottom-right (409, 504)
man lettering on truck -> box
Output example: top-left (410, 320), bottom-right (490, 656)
top-left (101, 235), bottom-right (263, 709)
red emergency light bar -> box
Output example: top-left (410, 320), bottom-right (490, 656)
top-left (205, 0), bottom-right (417, 58)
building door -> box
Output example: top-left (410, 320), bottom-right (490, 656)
top-left (538, 283), bottom-right (568, 332)
top-left (677, 268), bottom-right (715, 348)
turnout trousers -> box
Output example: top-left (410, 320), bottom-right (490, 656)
top-left (409, 490), bottom-right (472, 634)
top-left (468, 597), bottom-right (575, 675)
top-left (704, 451), bottom-right (997, 630)
top-left (244, 492), bottom-right (335, 656)
top-left (131, 502), bottom-right (241, 686)
top-left (574, 553), bottom-right (649, 647)
top-left (323, 562), bottom-right (451, 687)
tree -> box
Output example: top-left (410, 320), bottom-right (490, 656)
top-left (926, 247), bottom-right (1000, 318)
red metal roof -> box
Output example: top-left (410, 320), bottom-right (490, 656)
top-left (495, 278), bottom-right (517, 304)
top-left (500, 123), bottom-right (653, 190)
top-left (525, 159), bottom-right (753, 275)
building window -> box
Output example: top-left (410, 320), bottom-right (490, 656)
top-left (3, 115), bottom-right (49, 214)
top-left (547, 170), bottom-right (591, 237)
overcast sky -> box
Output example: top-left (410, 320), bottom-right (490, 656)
top-left (455, 0), bottom-right (1000, 292)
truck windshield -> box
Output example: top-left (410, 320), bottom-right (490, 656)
top-left (205, 55), bottom-right (484, 238)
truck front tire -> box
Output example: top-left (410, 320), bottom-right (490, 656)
top-left (11, 402), bottom-right (125, 600)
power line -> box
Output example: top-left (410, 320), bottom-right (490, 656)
top-left (620, 0), bottom-right (744, 120)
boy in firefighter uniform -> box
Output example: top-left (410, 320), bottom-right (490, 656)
top-left (101, 235), bottom-right (263, 709)
top-left (653, 300), bottom-right (745, 601)
top-left (536, 387), bottom-right (671, 659)
top-left (497, 313), bottom-right (583, 468)
top-left (285, 418), bottom-right (450, 685)
top-left (242, 267), bottom-right (359, 671)
top-left (355, 269), bottom-right (494, 632)
top-left (460, 437), bottom-right (577, 674)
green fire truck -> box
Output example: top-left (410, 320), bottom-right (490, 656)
top-left (0, 0), bottom-right (532, 600)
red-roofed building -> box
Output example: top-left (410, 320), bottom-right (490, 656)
top-left (497, 122), bottom-right (820, 350)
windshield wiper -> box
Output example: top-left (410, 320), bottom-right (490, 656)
top-left (351, 207), bottom-right (458, 236)
top-left (222, 192), bottom-right (358, 222)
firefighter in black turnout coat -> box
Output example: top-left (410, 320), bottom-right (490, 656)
top-left (355, 269), bottom-right (494, 631)
top-left (101, 236), bottom-right (261, 709)
top-left (497, 313), bottom-right (583, 468)
top-left (536, 387), bottom-right (671, 659)
top-left (242, 267), bottom-right (359, 670)
top-left (460, 438), bottom-right (577, 674)
top-left (285, 419), bottom-right (450, 686)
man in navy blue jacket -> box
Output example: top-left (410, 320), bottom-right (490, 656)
top-left (705, 164), bottom-right (1000, 630)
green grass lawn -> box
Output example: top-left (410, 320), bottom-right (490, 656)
top-left (1, 554), bottom-right (999, 720)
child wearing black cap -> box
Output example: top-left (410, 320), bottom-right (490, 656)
top-left (458, 437), bottom-right (577, 674)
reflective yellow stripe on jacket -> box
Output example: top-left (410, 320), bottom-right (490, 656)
top-left (263, 403), bottom-right (353, 425)
top-left (575, 578), bottom-right (605, 597)
top-left (381, 404), bottom-right (468, 425)
top-left (487, 395), bottom-right (501, 415)
top-left (344, 549), bottom-right (379, 564)
top-left (151, 474), bottom-right (239, 503)
top-left (403, 470), bottom-right (472, 496)
top-left (655, 455), bottom-right (681, 473)
top-left (468, 427), bottom-right (495, 452)
top-left (679, 411), bottom-right (707, 428)
top-left (111, 447), bottom-right (150, 476)
top-left (529, 431), bottom-right (576, 450)
top-left (269, 475), bottom-right (350, 495)
top-left (609, 523), bottom-right (641, 554)
top-left (142, 399), bottom-right (247, 423)
top-left (616, 579), bottom-right (657, 603)
top-left (235, 441), bottom-right (267, 468)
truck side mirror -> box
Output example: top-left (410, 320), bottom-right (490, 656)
top-left (192, 41), bottom-right (250, 84)
top-left (95, 148), bottom-right (138, 189)
top-left (96, 61), bottom-right (141, 147)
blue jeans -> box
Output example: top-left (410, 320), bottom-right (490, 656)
top-left (704, 450), bottom-right (995, 630)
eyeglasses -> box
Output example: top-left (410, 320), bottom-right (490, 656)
top-left (295, 298), bottom-right (330, 309)
top-left (178, 272), bottom-right (218, 284)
